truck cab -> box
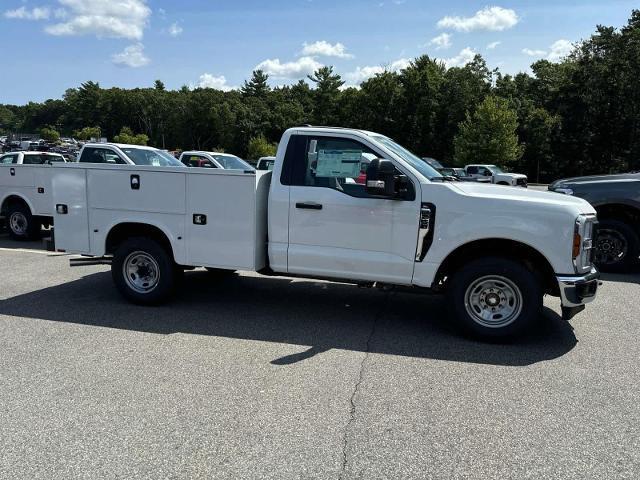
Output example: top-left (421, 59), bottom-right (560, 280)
top-left (179, 151), bottom-right (253, 170)
top-left (51, 127), bottom-right (600, 339)
top-left (78, 143), bottom-right (185, 167)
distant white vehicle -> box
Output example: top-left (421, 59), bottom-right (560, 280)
top-left (0, 151), bottom-right (66, 239)
top-left (180, 151), bottom-right (254, 170)
top-left (465, 164), bottom-right (528, 187)
top-left (77, 143), bottom-right (185, 167)
top-left (256, 156), bottom-right (276, 171)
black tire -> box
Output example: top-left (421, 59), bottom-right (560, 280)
top-left (594, 219), bottom-right (640, 273)
top-left (112, 237), bottom-right (176, 305)
top-left (7, 203), bottom-right (40, 240)
top-left (446, 257), bottom-right (543, 340)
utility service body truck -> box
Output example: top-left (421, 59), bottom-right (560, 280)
top-left (51, 127), bottom-right (600, 338)
top-left (0, 151), bottom-right (66, 239)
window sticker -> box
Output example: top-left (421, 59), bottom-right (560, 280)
top-left (315, 149), bottom-right (362, 178)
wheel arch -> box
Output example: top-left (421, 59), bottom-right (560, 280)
top-left (1, 193), bottom-right (35, 217)
top-left (433, 238), bottom-right (558, 295)
top-left (593, 203), bottom-right (640, 233)
top-left (105, 222), bottom-right (176, 261)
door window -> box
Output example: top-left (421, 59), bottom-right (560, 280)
top-left (184, 155), bottom-right (216, 168)
top-left (1, 154), bottom-right (17, 164)
top-left (80, 147), bottom-right (126, 164)
top-left (283, 135), bottom-right (408, 198)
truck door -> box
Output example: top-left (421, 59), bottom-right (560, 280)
top-left (283, 134), bottom-right (421, 285)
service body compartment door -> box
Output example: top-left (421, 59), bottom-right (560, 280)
top-left (186, 172), bottom-right (258, 270)
top-left (51, 167), bottom-right (90, 253)
top-left (0, 164), bottom-right (36, 189)
top-left (87, 168), bottom-right (186, 214)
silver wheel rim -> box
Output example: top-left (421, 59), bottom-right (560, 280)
top-left (123, 251), bottom-right (160, 294)
top-left (9, 212), bottom-right (28, 236)
top-left (464, 275), bottom-right (523, 328)
top-left (594, 229), bottom-right (627, 266)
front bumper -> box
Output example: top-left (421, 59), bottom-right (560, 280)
top-left (556, 268), bottom-right (600, 320)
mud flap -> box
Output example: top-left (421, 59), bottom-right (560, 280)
top-left (562, 305), bottom-right (585, 321)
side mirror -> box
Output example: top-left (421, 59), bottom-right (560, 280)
top-left (366, 159), bottom-right (397, 197)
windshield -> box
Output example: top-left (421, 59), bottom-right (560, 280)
top-left (122, 148), bottom-right (185, 167)
top-left (487, 165), bottom-right (504, 174)
top-left (212, 155), bottom-right (253, 170)
top-left (371, 136), bottom-right (442, 180)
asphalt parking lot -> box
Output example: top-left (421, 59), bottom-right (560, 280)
top-left (0, 233), bottom-right (638, 479)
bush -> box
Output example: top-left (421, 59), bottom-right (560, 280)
top-left (247, 135), bottom-right (277, 160)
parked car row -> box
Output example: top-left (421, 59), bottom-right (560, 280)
top-left (422, 157), bottom-right (529, 187)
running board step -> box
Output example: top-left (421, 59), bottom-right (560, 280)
top-left (70, 256), bottom-right (113, 267)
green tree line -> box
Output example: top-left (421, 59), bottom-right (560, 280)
top-left (1, 11), bottom-right (639, 181)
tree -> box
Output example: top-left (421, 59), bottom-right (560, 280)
top-left (247, 135), bottom-right (277, 160)
top-left (113, 126), bottom-right (149, 145)
top-left (242, 70), bottom-right (270, 97)
top-left (154, 80), bottom-right (166, 91)
top-left (453, 95), bottom-right (523, 168)
top-left (74, 126), bottom-right (102, 141)
top-left (308, 66), bottom-right (344, 125)
top-left (40, 125), bottom-right (60, 142)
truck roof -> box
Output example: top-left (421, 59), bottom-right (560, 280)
top-left (290, 126), bottom-right (381, 137)
top-left (181, 151), bottom-right (238, 157)
top-left (82, 143), bottom-right (160, 151)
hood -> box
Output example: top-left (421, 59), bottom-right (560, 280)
top-left (449, 181), bottom-right (595, 213)
top-left (499, 173), bottom-right (527, 179)
top-left (550, 172), bottom-right (639, 188)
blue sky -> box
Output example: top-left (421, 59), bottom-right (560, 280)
top-left (1, 0), bottom-right (637, 104)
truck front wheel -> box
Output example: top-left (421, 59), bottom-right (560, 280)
top-left (446, 257), bottom-right (543, 339)
top-left (112, 237), bottom-right (176, 305)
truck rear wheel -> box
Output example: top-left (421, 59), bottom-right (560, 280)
top-left (112, 237), bottom-right (176, 305)
top-left (7, 204), bottom-right (40, 241)
top-left (593, 219), bottom-right (639, 273)
top-left (446, 257), bottom-right (543, 339)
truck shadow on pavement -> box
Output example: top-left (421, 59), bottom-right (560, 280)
top-left (0, 270), bottom-right (579, 367)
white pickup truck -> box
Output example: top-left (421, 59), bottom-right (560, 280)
top-left (0, 151), bottom-right (66, 239)
top-left (465, 164), bottom-right (528, 187)
top-left (50, 127), bottom-right (600, 338)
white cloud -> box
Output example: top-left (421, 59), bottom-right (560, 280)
top-left (196, 73), bottom-right (235, 91)
top-left (4, 6), bottom-right (51, 20)
top-left (301, 40), bottom-right (353, 58)
top-left (428, 33), bottom-right (452, 50)
top-left (487, 41), bottom-right (501, 50)
top-left (345, 58), bottom-right (410, 84)
top-left (45, 0), bottom-right (151, 40)
top-left (547, 39), bottom-right (572, 62)
top-left (168, 22), bottom-right (183, 37)
top-left (255, 56), bottom-right (323, 79)
top-left (441, 47), bottom-right (476, 68)
top-left (111, 43), bottom-right (150, 67)
top-left (522, 48), bottom-right (547, 57)
top-left (437, 6), bottom-right (518, 32)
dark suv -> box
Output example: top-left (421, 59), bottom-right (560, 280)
top-left (549, 172), bottom-right (640, 272)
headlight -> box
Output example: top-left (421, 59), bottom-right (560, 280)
top-left (555, 188), bottom-right (574, 195)
top-left (573, 214), bottom-right (596, 273)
